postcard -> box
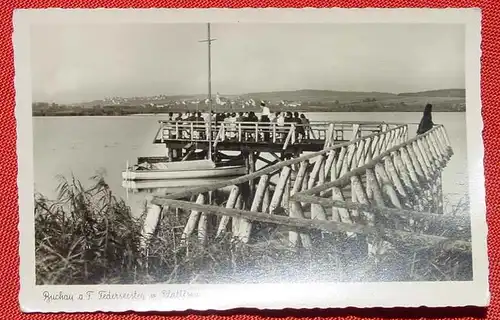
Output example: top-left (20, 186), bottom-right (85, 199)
top-left (15, 7), bottom-right (488, 312)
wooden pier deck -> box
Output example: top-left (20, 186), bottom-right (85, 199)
top-left (137, 122), bottom-right (470, 256)
top-left (153, 120), bottom-right (402, 155)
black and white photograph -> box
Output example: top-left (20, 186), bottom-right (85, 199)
top-left (17, 8), bottom-right (488, 312)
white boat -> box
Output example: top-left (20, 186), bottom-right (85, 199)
top-left (122, 160), bottom-right (246, 181)
top-left (122, 177), bottom-right (237, 192)
top-left (122, 24), bottom-right (247, 183)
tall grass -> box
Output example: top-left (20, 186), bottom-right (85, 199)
top-left (35, 175), bottom-right (144, 284)
top-left (35, 176), bottom-right (472, 285)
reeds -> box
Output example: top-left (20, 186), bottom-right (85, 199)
top-left (35, 175), bottom-right (472, 285)
top-left (35, 174), bottom-right (143, 285)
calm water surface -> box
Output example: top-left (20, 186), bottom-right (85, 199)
top-left (33, 112), bottom-right (469, 215)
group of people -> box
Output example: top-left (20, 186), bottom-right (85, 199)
top-left (164, 102), bottom-right (313, 142)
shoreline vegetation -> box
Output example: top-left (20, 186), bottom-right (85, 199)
top-left (35, 175), bottom-right (472, 285)
top-left (33, 89), bottom-right (466, 117)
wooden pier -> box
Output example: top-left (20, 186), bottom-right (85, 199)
top-left (154, 119), bottom-right (406, 165)
top-left (138, 122), bottom-right (470, 258)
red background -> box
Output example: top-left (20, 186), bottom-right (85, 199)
top-left (1, 1), bottom-right (496, 319)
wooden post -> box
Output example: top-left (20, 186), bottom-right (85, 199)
top-left (351, 175), bottom-right (374, 223)
top-left (181, 193), bottom-right (205, 243)
top-left (393, 151), bottom-right (415, 188)
top-left (269, 166), bottom-right (291, 214)
top-left (248, 151), bottom-right (256, 197)
top-left (377, 131), bottom-right (389, 154)
top-left (360, 137), bottom-right (372, 166)
top-left (436, 172), bottom-right (444, 214)
top-left (323, 123), bottom-right (333, 148)
top-left (351, 175), bottom-right (376, 256)
top-left (350, 177), bottom-right (359, 219)
top-left (307, 155), bottom-right (325, 189)
top-left (423, 135), bottom-right (441, 165)
top-left (232, 194), bottom-right (243, 236)
top-left (370, 135), bottom-right (380, 158)
top-left (400, 146), bottom-right (422, 186)
top-left (216, 186), bottom-right (240, 237)
top-left (140, 200), bottom-right (163, 250)
top-left (198, 211), bottom-right (208, 245)
top-left (384, 155), bottom-right (407, 200)
top-left (412, 141), bottom-right (432, 181)
top-left (416, 139), bottom-right (435, 175)
top-left (262, 185), bottom-right (270, 214)
top-left (340, 144), bottom-right (356, 177)
top-left (329, 164), bottom-right (341, 222)
top-left (366, 169), bottom-right (385, 207)
top-left (335, 146), bottom-right (347, 176)
top-left (353, 139), bottom-right (366, 168)
top-left (318, 160), bottom-right (325, 186)
top-left (311, 163), bottom-right (327, 220)
top-left (238, 175), bottom-right (269, 243)
top-left (439, 126), bottom-right (452, 148)
top-left (301, 169), bottom-right (310, 198)
top-left (324, 149), bottom-right (336, 180)
top-left (331, 186), bottom-right (354, 237)
top-left (429, 131), bottom-right (446, 159)
top-left (289, 201), bottom-right (313, 248)
top-left (435, 127), bottom-right (451, 156)
top-left (374, 162), bottom-right (402, 209)
top-left (389, 127), bottom-right (399, 148)
top-left (393, 151), bottom-right (419, 210)
top-left (291, 161), bottom-right (308, 195)
top-left (352, 123), bottom-right (360, 140)
top-left (282, 174), bottom-right (291, 214)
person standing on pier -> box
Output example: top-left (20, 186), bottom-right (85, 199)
top-left (259, 102), bottom-right (271, 141)
top-left (417, 103), bottom-right (434, 135)
top-left (299, 113), bottom-right (311, 139)
top-left (259, 101), bottom-right (270, 118)
top-left (260, 111), bottom-right (271, 141)
top-left (293, 112), bottom-right (305, 141)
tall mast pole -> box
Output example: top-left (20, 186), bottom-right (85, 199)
top-left (200, 23), bottom-right (216, 161)
top-left (207, 23), bottom-right (212, 161)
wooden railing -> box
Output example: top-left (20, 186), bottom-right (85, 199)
top-left (155, 120), bottom-right (406, 148)
top-left (140, 124), bottom-right (468, 256)
top-left (140, 125), bottom-right (402, 243)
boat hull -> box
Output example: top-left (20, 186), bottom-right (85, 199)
top-left (122, 177), bottom-right (236, 192)
top-left (122, 165), bottom-right (246, 180)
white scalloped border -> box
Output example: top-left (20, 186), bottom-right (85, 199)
top-left (14, 7), bottom-right (488, 313)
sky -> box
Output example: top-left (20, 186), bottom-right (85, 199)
top-left (30, 23), bottom-right (465, 104)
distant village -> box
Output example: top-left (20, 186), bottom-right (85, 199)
top-left (99, 93), bottom-right (303, 109)
top-left (32, 90), bottom-right (466, 116)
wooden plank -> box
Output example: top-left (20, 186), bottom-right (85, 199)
top-left (156, 198), bottom-right (471, 252)
top-left (292, 193), bottom-right (470, 230)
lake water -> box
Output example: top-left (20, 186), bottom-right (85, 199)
top-left (33, 112), bottom-right (469, 215)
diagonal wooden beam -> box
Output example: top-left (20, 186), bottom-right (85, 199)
top-left (292, 193), bottom-right (470, 231)
top-left (151, 198), bottom-right (471, 253)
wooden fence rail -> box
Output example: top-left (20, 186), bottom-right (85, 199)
top-left (156, 120), bottom-right (406, 146)
top-left (143, 123), bottom-right (467, 255)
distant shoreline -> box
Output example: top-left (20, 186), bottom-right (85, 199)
top-left (32, 88), bottom-right (466, 116)
top-left (32, 105), bottom-right (465, 117)
top-left (33, 110), bottom-right (466, 117)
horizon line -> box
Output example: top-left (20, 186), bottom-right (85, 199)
top-left (33, 87), bottom-right (466, 105)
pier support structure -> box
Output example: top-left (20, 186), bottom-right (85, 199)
top-left (139, 123), bottom-right (465, 258)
